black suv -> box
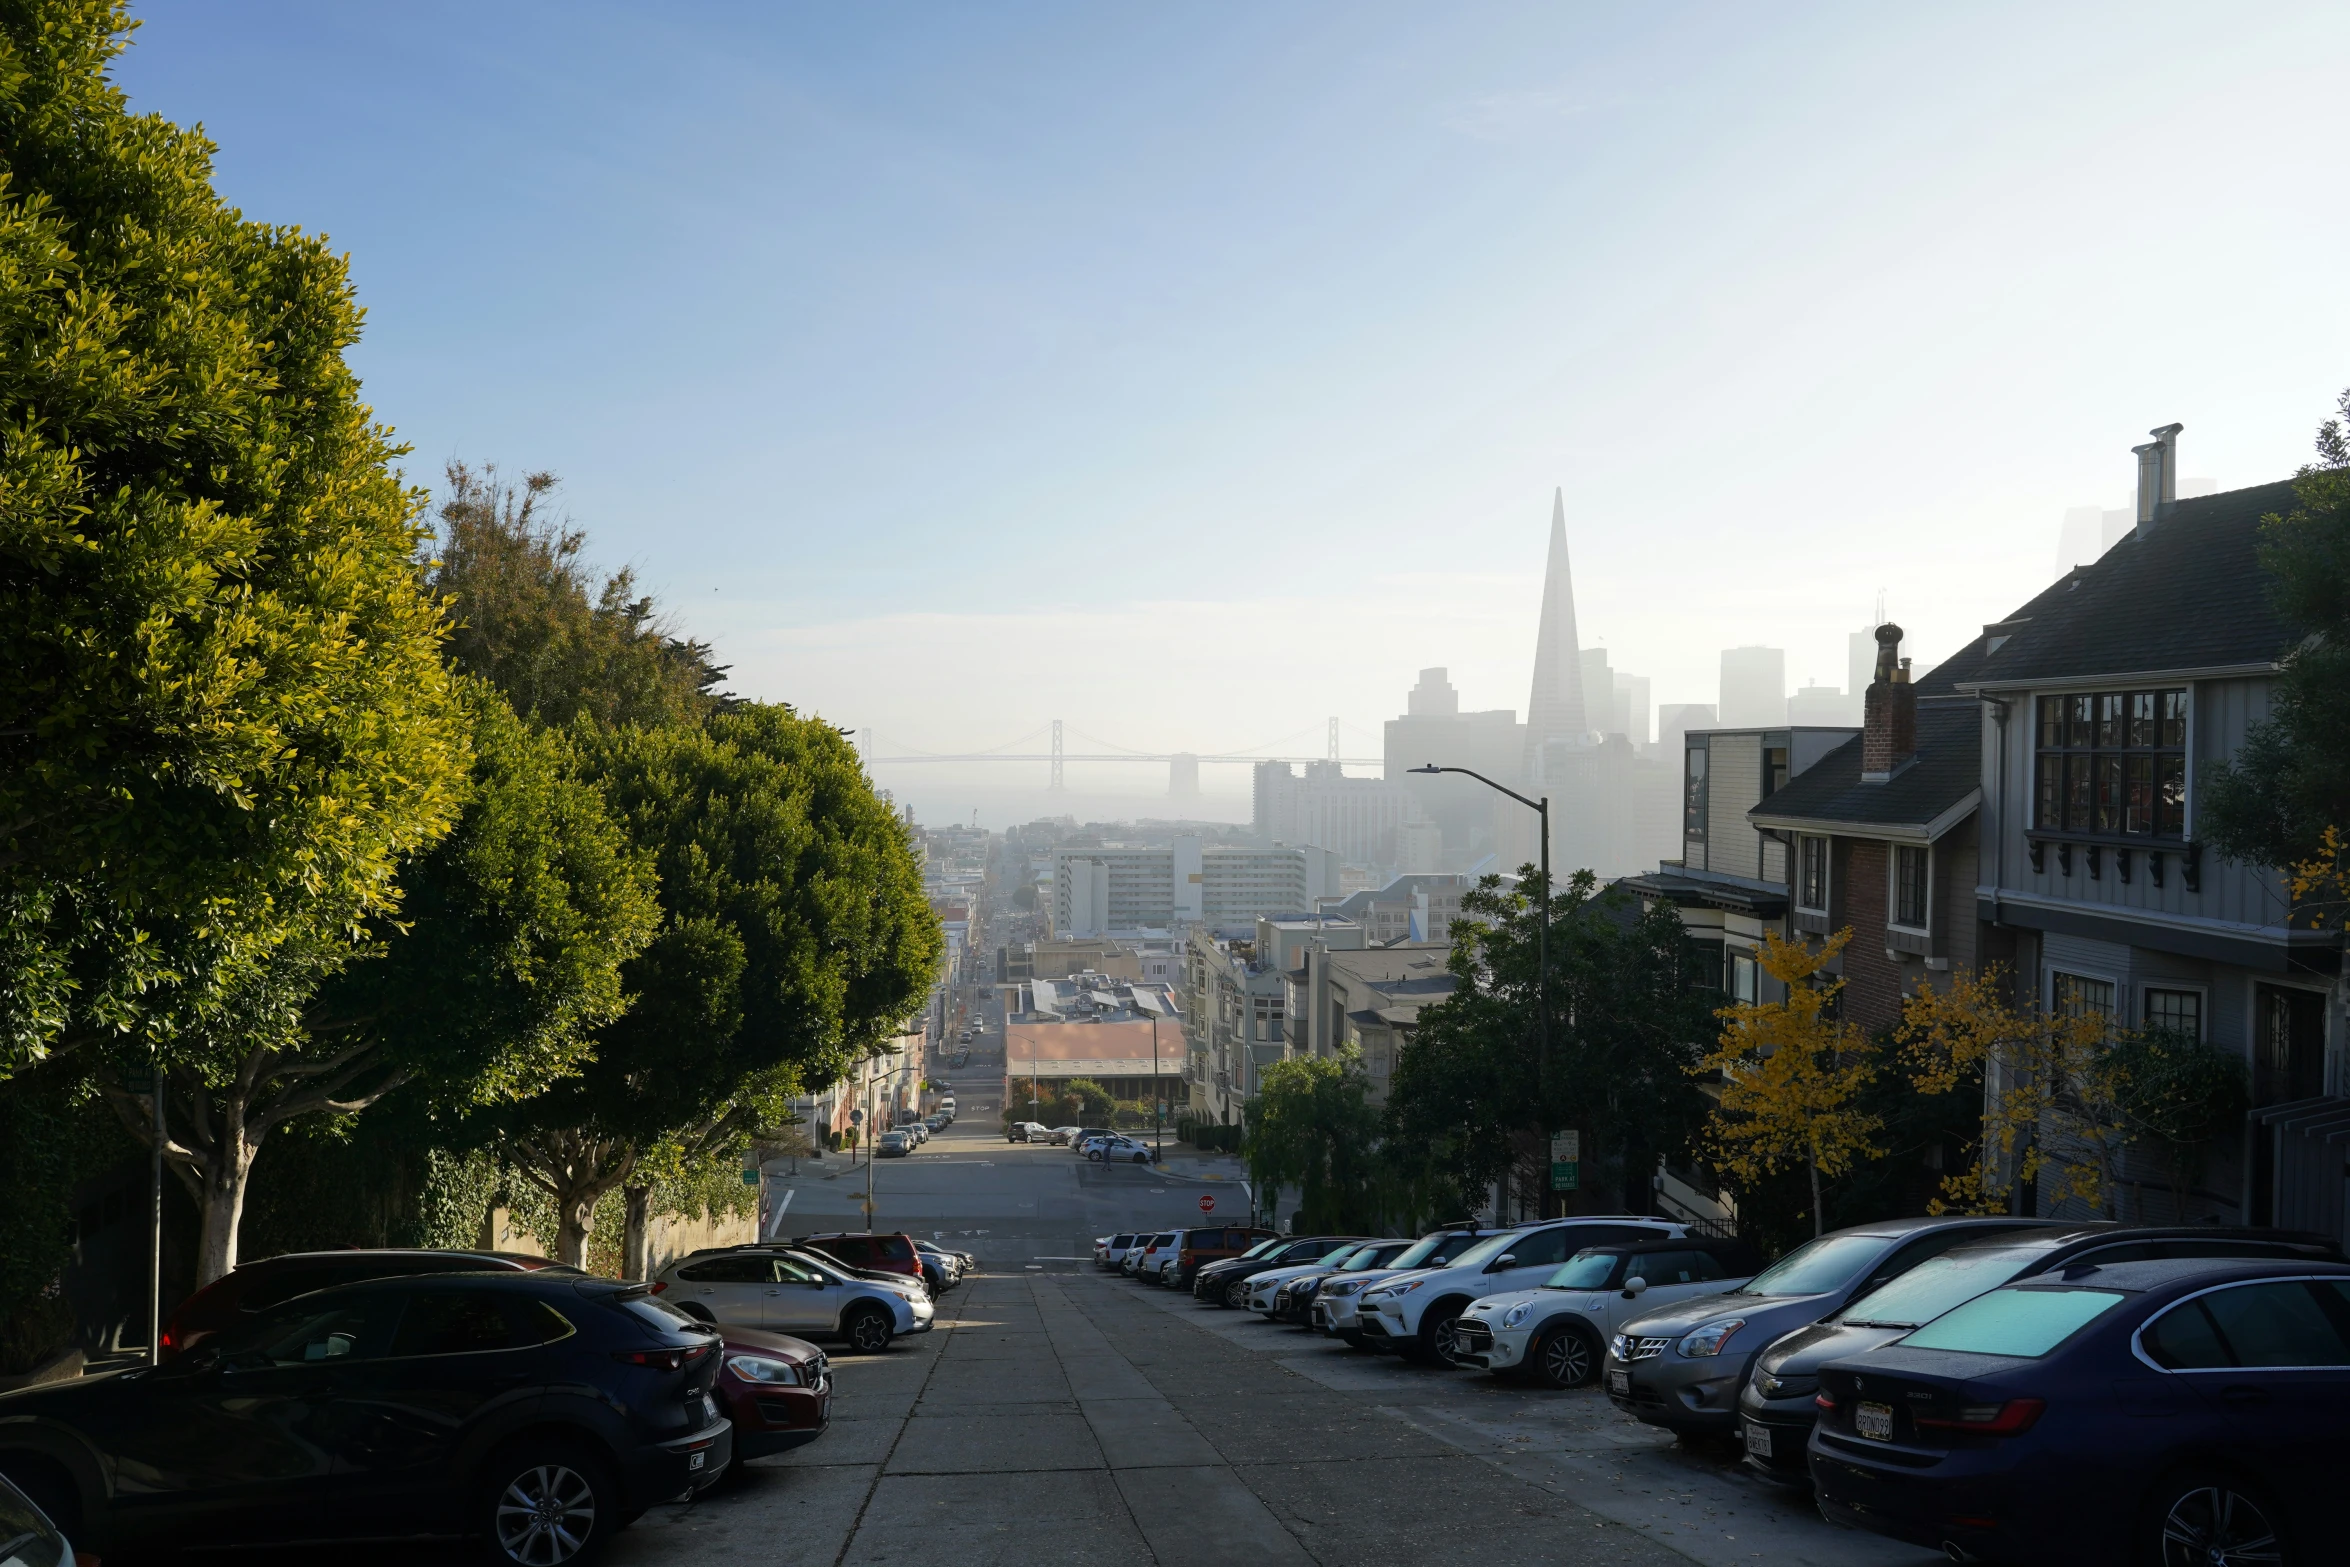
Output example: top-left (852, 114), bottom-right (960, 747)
top-left (0, 1271), bottom-right (730, 1564)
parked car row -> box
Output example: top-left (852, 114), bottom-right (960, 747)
top-left (0, 1250), bottom-right (787, 1564)
top-left (1124, 1212), bottom-right (2346, 1566)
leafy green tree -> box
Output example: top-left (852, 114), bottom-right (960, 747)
top-left (100, 682), bottom-right (660, 1280)
top-left (2106, 1029), bottom-right (2249, 1223)
top-left (1062, 1078), bottom-right (1116, 1124)
top-left (426, 463), bottom-right (729, 731)
top-left (0, 0), bottom-right (470, 1076)
top-left (2202, 384), bottom-right (2350, 917)
top-left (1390, 871), bottom-right (1710, 1218)
top-left (493, 705), bottom-right (939, 1268)
top-left (1245, 1052), bottom-right (1384, 1233)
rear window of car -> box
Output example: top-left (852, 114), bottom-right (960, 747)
top-left (678, 1255), bottom-right (772, 1283)
top-left (615, 1290), bottom-right (703, 1333)
top-left (1112, 1234), bottom-right (1135, 1247)
top-left (1901, 1287), bottom-right (2126, 1357)
top-left (391, 1292), bottom-right (519, 1357)
top-left (2143, 1280), bottom-right (2350, 1369)
top-left (875, 1236), bottom-right (914, 1262)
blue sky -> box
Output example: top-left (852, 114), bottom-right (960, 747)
top-left (116, 2), bottom-right (2350, 821)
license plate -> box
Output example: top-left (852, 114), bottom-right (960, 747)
top-left (1855, 1401), bottom-right (1895, 1441)
top-left (1743, 1421), bottom-right (1772, 1458)
top-left (1608, 1369), bottom-right (1631, 1396)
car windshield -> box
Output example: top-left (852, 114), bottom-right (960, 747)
top-left (1544, 1251), bottom-right (1622, 1291)
top-left (1342, 1243), bottom-right (1405, 1271)
top-left (1390, 1232), bottom-right (1482, 1269)
top-left (1731, 1233), bottom-right (1890, 1297)
top-left (1838, 1245), bottom-right (2048, 1328)
top-left (1447, 1230), bottom-right (1530, 1271)
top-left (1314, 1243), bottom-right (1365, 1265)
top-left (1901, 1286), bottom-right (2127, 1357)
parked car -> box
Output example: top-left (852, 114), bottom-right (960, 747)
top-left (651, 1248), bottom-right (932, 1352)
top-left (914, 1241), bottom-right (966, 1292)
top-left (1157, 1225), bottom-right (1280, 1291)
top-left (876, 1130), bottom-right (911, 1157)
top-left (0, 1469), bottom-right (74, 1567)
top-left (1275, 1239), bottom-right (1416, 1324)
top-left (1087, 1136), bottom-right (1154, 1164)
top-left (1736, 1222), bottom-right (2340, 1484)
top-left (156, 1247), bottom-right (584, 1361)
top-left (1810, 1257), bottom-right (2350, 1566)
top-left (1189, 1236), bottom-right (1294, 1301)
top-left (1045, 1125), bottom-right (1079, 1145)
top-left (1362, 1216), bottom-right (1688, 1364)
top-left (1125, 1232), bottom-right (1180, 1279)
top-left (710, 1325), bottom-right (830, 1478)
top-left (1070, 1127), bottom-right (1114, 1153)
top-left (1314, 1226), bottom-right (1504, 1345)
top-left (1243, 1240), bottom-right (1379, 1316)
top-left (0, 1272), bottom-right (731, 1563)
top-left (1094, 1233), bottom-right (1139, 1270)
top-left (794, 1232), bottom-right (929, 1288)
top-left (1453, 1237), bottom-right (1761, 1387)
top-left (1604, 1215), bottom-right (2055, 1438)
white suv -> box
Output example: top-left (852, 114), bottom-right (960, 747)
top-left (1452, 1237), bottom-right (1756, 1387)
top-left (1358, 1217), bottom-right (1685, 1364)
top-left (653, 1246), bottom-right (933, 1353)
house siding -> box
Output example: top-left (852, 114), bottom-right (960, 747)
top-left (1708, 735), bottom-right (1762, 878)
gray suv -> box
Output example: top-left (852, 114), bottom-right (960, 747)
top-left (1603, 1216), bottom-right (2051, 1437)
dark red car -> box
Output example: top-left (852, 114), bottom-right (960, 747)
top-left (159, 1248), bottom-right (581, 1360)
top-left (713, 1325), bottom-right (831, 1476)
top-left (793, 1232), bottom-right (926, 1287)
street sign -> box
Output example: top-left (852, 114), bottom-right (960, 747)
top-left (1197, 1194), bottom-right (1215, 1213)
top-left (1549, 1130), bottom-right (1579, 1162)
top-left (1550, 1161), bottom-right (1580, 1192)
top-left (850, 1107), bottom-right (865, 1124)
top-left (740, 1167), bottom-right (759, 1186)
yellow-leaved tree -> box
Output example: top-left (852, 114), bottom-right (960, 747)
top-left (1695, 932), bottom-right (1883, 1238)
top-left (1897, 966), bottom-right (2123, 1216)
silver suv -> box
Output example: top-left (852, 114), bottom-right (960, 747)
top-left (653, 1247), bottom-right (933, 1353)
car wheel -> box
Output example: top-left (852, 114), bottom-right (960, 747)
top-left (2146, 1470), bottom-right (2294, 1567)
top-left (480, 1439), bottom-right (617, 1566)
top-left (845, 1303), bottom-right (896, 1354)
top-left (1224, 1279), bottom-right (1249, 1309)
top-left (1530, 1323), bottom-right (1601, 1389)
top-left (1417, 1299), bottom-right (1473, 1366)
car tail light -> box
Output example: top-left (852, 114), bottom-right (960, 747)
top-left (1180, 1250), bottom-right (1195, 1265)
top-left (1915, 1398), bottom-right (2044, 1435)
top-left (649, 1281), bottom-right (669, 1294)
top-left (613, 1343), bottom-right (713, 1372)
top-left (1813, 1393), bottom-right (1836, 1410)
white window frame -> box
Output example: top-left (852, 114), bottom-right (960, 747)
top-left (2139, 983), bottom-right (2209, 1041)
top-left (1796, 835), bottom-right (1831, 914)
top-left (1886, 842), bottom-right (1932, 935)
top-left (2048, 968), bottom-right (2120, 1021)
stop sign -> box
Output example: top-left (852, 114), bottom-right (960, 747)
top-left (1197, 1194), bottom-right (1215, 1213)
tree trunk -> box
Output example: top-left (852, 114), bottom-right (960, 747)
top-left (195, 1129), bottom-right (262, 1286)
top-left (1807, 1142), bottom-right (1824, 1238)
top-left (622, 1183), bottom-right (653, 1280)
top-left (555, 1186), bottom-right (599, 1269)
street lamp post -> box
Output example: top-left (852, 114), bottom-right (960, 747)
top-left (1408, 764), bottom-right (1551, 1217)
top-left (1150, 1016), bottom-right (1162, 1160)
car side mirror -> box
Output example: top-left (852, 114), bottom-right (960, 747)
top-left (1621, 1276), bottom-right (1649, 1299)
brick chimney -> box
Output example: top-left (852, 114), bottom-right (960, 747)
top-left (1860, 623), bottom-right (1916, 783)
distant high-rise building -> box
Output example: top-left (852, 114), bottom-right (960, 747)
top-left (1614, 672), bottom-right (1652, 748)
top-left (1579, 648), bottom-right (1614, 737)
top-left (1522, 489), bottom-right (1588, 777)
top-left (1787, 683), bottom-right (1853, 726)
top-left (1658, 703), bottom-right (1716, 757)
top-left (1407, 668), bottom-right (1459, 717)
top-left (1385, 688), bottom-right (1523, 869)
top-left (1719, 646), bottom-right (1787, 728)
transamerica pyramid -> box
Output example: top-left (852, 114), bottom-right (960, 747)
top-left (1521, 487), bottom-right (1587, 779)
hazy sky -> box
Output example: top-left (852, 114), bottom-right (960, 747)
top-left (117, 2), bottom-right (2350, 821)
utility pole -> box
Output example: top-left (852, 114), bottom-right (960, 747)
top-left (1151, 1016), bottom-right (1162, 1160)
top-left (149, 1058), bottom-right (164, 1365)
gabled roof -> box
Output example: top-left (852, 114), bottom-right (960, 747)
top-left (1958, 479), bottom-right (2297, 689)
top-left (1750, 701), bottom-right (1981, 840)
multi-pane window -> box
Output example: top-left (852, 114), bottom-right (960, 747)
top-left (2144, 988), bottom-right (2204, 1041)
top-left (1798, 837), bottom-right (1828, 911)
top-left (2034, 689), bottom-right (2186, 838)
top-left (1893, 845), bottom-right (1929, 928)
top-left (1730, 949), bottom-right (1760, 1005)
top-left (2052, 972), bottom-right (2116, 1020)
top-left (1684, 748), bottom-right (1709, 844)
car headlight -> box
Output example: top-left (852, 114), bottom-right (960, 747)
top-left (1503, 1302), bottom-right (1534, 1328)
top-left (1381, 1278), bottom-right (1430, 1297)
top-left (1610, 1333), bottom-right (1631, 1360)
top-left (1678, 1318), bottom-right (1747, 1358)
top-left (725, 1353), bottom-right (803, 1386)
top-left (1327, 1279), bottom-right (1365, 1297)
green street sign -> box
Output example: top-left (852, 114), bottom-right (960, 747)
top-left (740, 1168), bottom-right (760, 1186)
top-left (1549, 1161), bottom-right (1579, 1192)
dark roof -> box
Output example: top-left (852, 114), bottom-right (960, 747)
top-left (1617, 868), bottom-right (1787, 918)
top-left (1750, 701), bottom-right (1980, 835)
top-left (1960, 479), bottom-right (2297, 687)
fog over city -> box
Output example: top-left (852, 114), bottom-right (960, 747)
top-left (119, 0), bottom-right (2348, 832)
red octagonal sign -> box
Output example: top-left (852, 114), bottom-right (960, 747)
top-left (1197, 1194), bottom-right (1215, 1213)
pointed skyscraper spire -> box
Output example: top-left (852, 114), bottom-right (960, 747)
top-left (1522, 487), bottom-right (1587, 779)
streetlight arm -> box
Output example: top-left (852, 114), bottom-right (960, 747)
top-left (1409, 763), bottom-right (1545, 816)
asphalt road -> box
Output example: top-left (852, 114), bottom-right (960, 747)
top-left (618, 1114), bottom-right (1939, 1567)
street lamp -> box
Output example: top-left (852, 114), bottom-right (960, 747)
top-left (1409, 764), bottom-right (1551, 1215)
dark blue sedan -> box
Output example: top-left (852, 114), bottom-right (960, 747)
top-left (1810, 1256), bottom-right (2350, 1566)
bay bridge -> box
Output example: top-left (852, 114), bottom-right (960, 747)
top-left (858, 718), bottom-right (1384, 791)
